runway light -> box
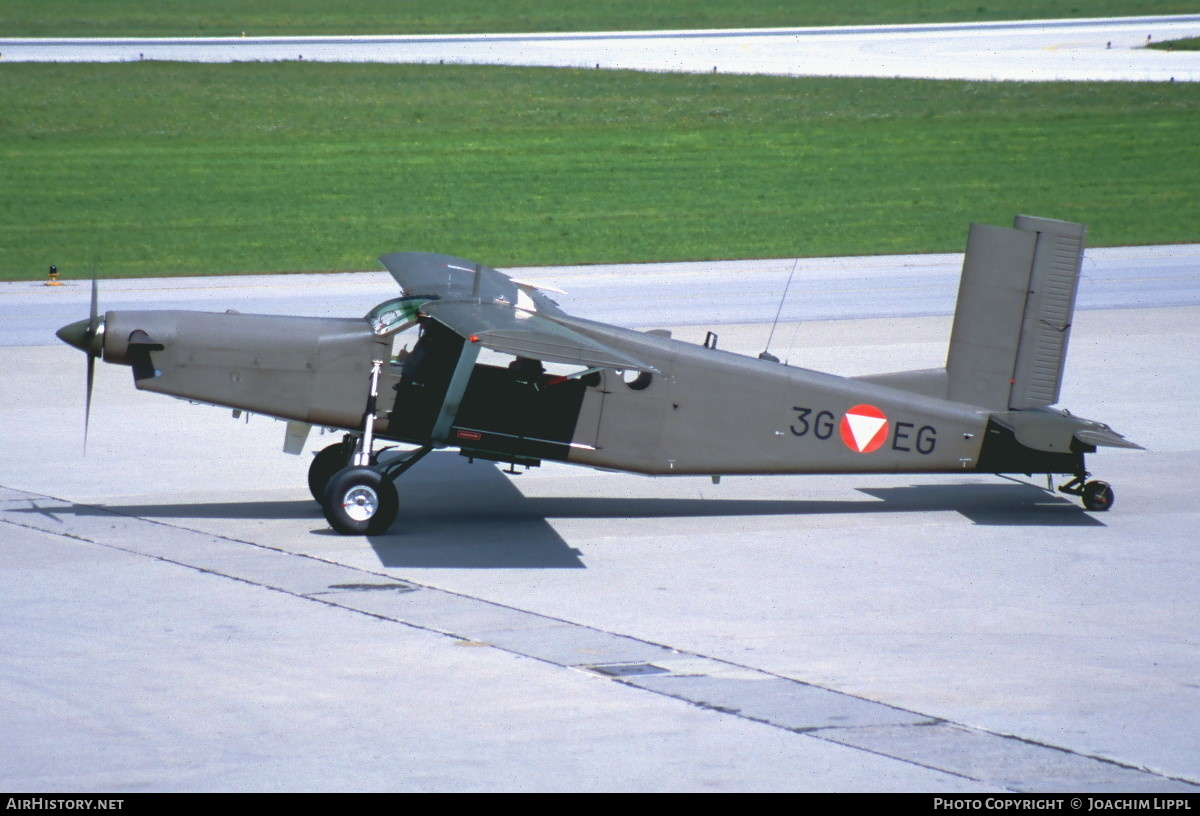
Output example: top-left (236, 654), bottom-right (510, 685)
top-left (45, 265), bottom-right (62, 287)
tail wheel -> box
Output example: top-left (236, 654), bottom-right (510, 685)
top-left (322, 466), bottom-right (398, 535)
top-left (308, 441), bottom-right (354, 503)
top-left (1081, 480), bottom-right (1114, 512)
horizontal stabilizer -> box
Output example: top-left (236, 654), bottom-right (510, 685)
top-left (1074, 427), bottom-right (1144, 450)
top-left (420, 300), bottom-right (658, 373)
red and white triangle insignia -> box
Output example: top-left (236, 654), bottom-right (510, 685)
top-left (840, 404), bottom-right (889, 453)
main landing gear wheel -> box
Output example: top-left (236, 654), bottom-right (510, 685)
top-left (322, 466), bottom-right (398, 535)
top-left (308, 440), bottom-right (354, 503)
top-left (1081, 480), bottom-right (1114, 512)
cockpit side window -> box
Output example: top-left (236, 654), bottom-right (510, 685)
top-left (365, 296), bottom-right (432, 337)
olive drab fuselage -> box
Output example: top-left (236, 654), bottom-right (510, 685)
top-left (59, 216), bottom-right (1139, 533)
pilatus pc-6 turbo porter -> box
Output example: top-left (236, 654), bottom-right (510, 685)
top-left (57, 215), bottom-right (1139, 534)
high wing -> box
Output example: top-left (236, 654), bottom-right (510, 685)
top-left (419, 300), bottom-right (658, 373)
top-left (379, 252), bottom-right (567, 317)
top-left (379, 252), bottom-right (658, 373)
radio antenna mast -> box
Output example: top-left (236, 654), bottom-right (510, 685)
top-left (760, 256), bottom-right (799, 362)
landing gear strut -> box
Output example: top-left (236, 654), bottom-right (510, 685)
top-left (1058, 471), bottom-right (1115, 512)
top-left (317, 360), bottom-right (435, 535)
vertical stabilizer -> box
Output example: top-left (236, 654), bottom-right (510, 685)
top-left (945, 223), bottom-right (1037, 409)
top-left (945, 216), bottom-right (1086, 410)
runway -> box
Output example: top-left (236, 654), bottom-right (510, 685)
top-left (2, 250), bottom-right (1198, 791)
top-left (4, 15), bottom-right (1200, 81)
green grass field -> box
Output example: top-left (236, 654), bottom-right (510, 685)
top-left (3, 63), bottom-right (1196, 279)
top-left (4, 0), bottom-right (1196, 37)
top-left (1149, 36), bottom-right (1200, 49)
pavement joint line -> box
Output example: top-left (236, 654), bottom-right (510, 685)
top-left (799, 726), bottom-right (988, 788)
top-left (806, 725), bottom-right (1200, 792)
top-left (2, 485), bottom-right (1195, 790)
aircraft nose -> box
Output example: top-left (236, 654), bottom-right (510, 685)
top-left (56, 318), bottom-right (90, 352)
top-left (56, 317), bottom-right (104, 356)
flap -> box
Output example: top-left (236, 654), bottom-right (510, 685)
top-left (419, 300), bottom-right (658, 373)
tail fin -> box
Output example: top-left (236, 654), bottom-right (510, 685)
top-left (945, 215), bottom-right (1086, 410)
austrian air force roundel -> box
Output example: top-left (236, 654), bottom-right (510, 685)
top-left (840, 404), bottom-right (889, 453)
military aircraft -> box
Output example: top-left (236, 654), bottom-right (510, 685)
top-left (57, 214), bottom-right (1140, 534)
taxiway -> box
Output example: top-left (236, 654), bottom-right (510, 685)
top-left (4, 15), bottom-right (1200, 81)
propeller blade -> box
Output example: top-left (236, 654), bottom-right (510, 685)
top-left (88, 261), bottom-right (99, 337)
top-left (83, 263), bottom-right (99, 452)
top-left (85, 351), bottom-right (95, 450)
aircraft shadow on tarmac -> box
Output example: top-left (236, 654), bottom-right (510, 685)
top-left (22, 453), bottom-right (1103, 570)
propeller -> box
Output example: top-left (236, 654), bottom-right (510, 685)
top-left (55, 266), bottom-right (104, 450)
top-left (84, 264), bottom-right (99, 446)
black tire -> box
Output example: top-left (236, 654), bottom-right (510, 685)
top-left (1082, 480), bottom-right (1114, 512)
top-left (322, 466), bottom-right (399, 535)
top-left (308, 442), bottom-right (353, 503)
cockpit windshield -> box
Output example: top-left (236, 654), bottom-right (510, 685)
top-left (364, 296), bottom-right (431, 337)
